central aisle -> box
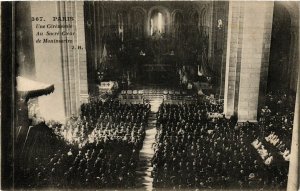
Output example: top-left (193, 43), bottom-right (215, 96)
top-left (136, 111), bottom-right (157, 191)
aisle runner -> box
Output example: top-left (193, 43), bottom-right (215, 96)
top-left (136, 112), bottom-right (157, 191)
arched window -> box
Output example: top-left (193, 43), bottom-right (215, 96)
top-left (200, 8), bottom-right (209, 34)
top-left (189, 11), bottom-right (199, 38)
top-left (150, 11), bottom-right (165, 36)
top-left (174, 12), bottom-right (183, 39)
top-left (131, 9), bottom-right (144, 39)
top-left (191, 11), bottom-right (199, 28)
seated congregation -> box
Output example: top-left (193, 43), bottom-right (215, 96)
top-left (15, 99), bottom-right (151, 189)
top-left (14, 90), bottom-right (294, 189)
top-left (151, 90), bottom-right (293, 189)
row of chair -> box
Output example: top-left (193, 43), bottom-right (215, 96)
top-left (119, 93), bottom-right (193, 101)
top-left (120, 89), bottom-right (188, 95)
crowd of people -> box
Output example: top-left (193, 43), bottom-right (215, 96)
top-left (16, 141), bottom-right (142, 188)
top-left (151, 91), bottom-right (293, 189)
top-left (259, 91), bottom-right (295, 162)
top-left (15, 89), bottom-right (295, 189)
top-left (16, 99), bottom-right (150, 189)
top-left (51, 100), bottom-right (150, 148)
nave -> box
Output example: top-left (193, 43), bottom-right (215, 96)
top-left (14, 89), bottom-right (294, 190)
top-left (4, 1), bottom-right (300, 190)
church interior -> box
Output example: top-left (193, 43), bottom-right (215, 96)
top-left (1, 1), bottom-right (300, 190)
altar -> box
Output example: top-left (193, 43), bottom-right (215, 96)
top-left (140, 45), bottom-right (179, 84)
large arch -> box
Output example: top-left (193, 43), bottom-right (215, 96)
top-left (171, 9), bottom-right (184, 39)
top-left (130, 7), bottom-right (147, 38)
top-left (171, 9), bottom-right (184, 24)
top-left (275, 3), bottom-right (300, 191)
top-left (146, 6), bottom-right (171, 36)
top-left (188, 8), bottom-right (200, 26)
top-left (277, 2), bottom-right (299, 92)
top-left (200, 6), bottom-right (210, 27)
top-left (268, 3), bottom-right (292, 92)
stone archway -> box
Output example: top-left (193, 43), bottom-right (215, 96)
top-left (146, 6), bottom-right (171, 36)
top-left (171, 10), bottom-right (184, 39)
top-left (268, 3), bottom-right (293, 92)
top-left (130, 7), bottom-right (147, 38)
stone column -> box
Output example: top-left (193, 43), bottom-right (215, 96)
top-left (237, 2), bottom-right (274, 122)
top-left (224, 1), bottom-right (273, 122)
top-left (31, 2), bottom-right (88, 122)
top-left (76, 2), bottom-right (89, 104)
top-left (208, 1), bottom-right (214, 61)
top-left (287, 12), bottom-right (300, 191)
top-left (224, 1), bottom-right (245, 118)
top-left (58, 1), bottom-right (89, 118)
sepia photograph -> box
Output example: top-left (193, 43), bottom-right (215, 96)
top-left (1, 1), bottom-right (300, 190)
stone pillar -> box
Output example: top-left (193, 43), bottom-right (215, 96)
top-left (58, 1), bottom-right (89, 118)
top-left (31, 2), bottom-right (88, 122)
top-left (237, 2), bottom-right (274, 122)
top-left (208, 1), bottom-right (214, 61)
top-left (224, 1), bottom-right (273, 122)
top-left (224, 1), bottom-right (245, 118)
top-left (287, 7), bottom-right (300, 191)
top-left (287, 69), bottom-right (300, 190)
top-left (76, 2), bottom-right (89, 104)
